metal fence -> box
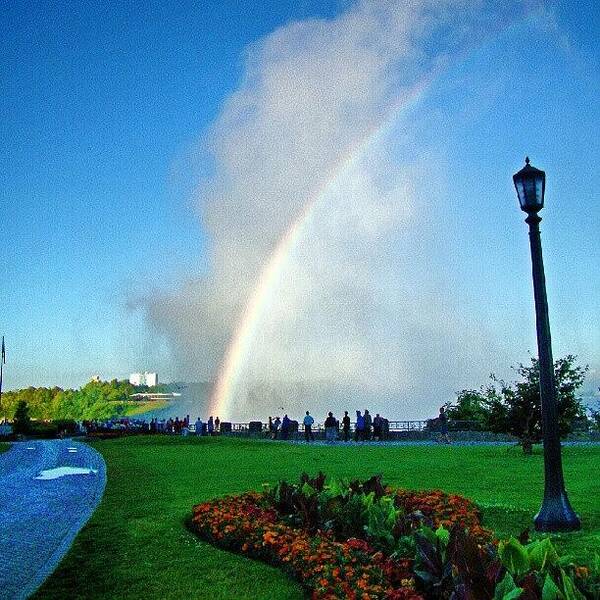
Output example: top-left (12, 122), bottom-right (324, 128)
top-left (220, 419), bottom-right (483, 434)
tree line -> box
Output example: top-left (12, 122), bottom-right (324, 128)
top-left (1, 378), bottom-right (166, 422)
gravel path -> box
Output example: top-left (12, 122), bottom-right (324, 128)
top-left (0, 439), bottom-right (106, 600)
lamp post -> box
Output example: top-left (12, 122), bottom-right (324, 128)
top-left (513, 157), bottom-right (580, 532)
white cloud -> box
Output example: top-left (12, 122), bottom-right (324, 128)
top-left (142, 0), bottom-right (530, 420)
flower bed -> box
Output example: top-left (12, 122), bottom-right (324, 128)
top-left (392, 489), bottom-right (491, 544)
top-left (192, 491), bottom-right (421, 599)
top-left (190, 474), bottom-right (596, 599)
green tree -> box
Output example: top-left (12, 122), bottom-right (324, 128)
top-left (481, 355), bottom-right (587, 452)
top-left (13, 400), bottom-right (31, 434)
top-left (4, 378), bottom-right (139, 422)
top-left (445, 390), bottom-right (490, 426)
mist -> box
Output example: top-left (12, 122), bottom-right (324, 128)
top-left (143, 0), bottom-right (535, 421)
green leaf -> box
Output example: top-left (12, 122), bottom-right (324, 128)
top-left (528, 538), bottom-right (560, 572)
top-left (435, 525), bottom-right (450, 547)
top-left (542, 574), bottom-right (564, 600)
top-left (361, 491), bottom-right (375, 510)
top-left (418, 525), bottom-right (437, 544)
top-left (325, 478), bottom-right (348, 499)
top-left (499, 537), bottom-right (531, 577)
top-left (301, 482), bottom-right (315, 497)
top-left (560, 569), bottom-right (586, 600)
top-left (494, 572), bottom-right (523, 600)
top-left (414, 568), bottom-right (435, 584)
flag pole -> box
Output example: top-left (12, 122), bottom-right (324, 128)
top-left (0, 336), bottom-right (4, 422)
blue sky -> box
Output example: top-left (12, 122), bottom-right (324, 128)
top-left (1, 0), bottom-right (341, 387)
top-left (1, 1), bottom-right (599, 408)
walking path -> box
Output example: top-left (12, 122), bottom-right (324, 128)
top-left (281, 439), bottom-right (600, 447)
top-left (0, 439), bottom-right (106, 600)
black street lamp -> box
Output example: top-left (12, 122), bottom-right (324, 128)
top-left (513, 157), bottom-right (580, 532)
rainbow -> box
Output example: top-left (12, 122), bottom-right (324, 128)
top-left (207, 73), bottom-right (436, 419)
top-left (207, 9), bottom-right (544, 420)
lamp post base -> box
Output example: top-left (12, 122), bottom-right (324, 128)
top-left (534, 493), bottom-right (581, 532)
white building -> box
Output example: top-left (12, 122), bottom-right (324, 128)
top-left (129, 373), bottom-right (143, 386)
top-left (129, 372), bottom-right (158, 387)
top-left (145, 372), bottom-right (158, 387)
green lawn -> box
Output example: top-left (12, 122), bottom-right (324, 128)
top-left (34, 437), bottom-right (600, 599)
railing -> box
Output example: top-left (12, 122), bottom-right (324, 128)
top-left (387, 420), bottom-right (429, 431)
top-left (81, 418), bottom-right (486, 438)
top-left (222, 419), bottom-right (482, 433)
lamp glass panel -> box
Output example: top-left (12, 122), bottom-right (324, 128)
top-left (535, 176), bottom-right (544, 206)
top-left (523, 176), bottom-right (537, 206)
top-left (515, 179), bottom-right (526, 208)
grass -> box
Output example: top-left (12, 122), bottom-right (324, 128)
top-left (0, 442), bottom-right (9, 453)
top-left (34, 437), bottom-right (600, 599)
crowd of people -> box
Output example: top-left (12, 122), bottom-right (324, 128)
top-left (81, 406), bottom-right (451, 443)
top-left (81, 415), bottom-right (223, 436)
top-left (266, 409), bottom-right (391, 443)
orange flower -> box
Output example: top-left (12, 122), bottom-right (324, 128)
top-left (191, 486), bottom-right (481, 600)
top-left (575, 566), bottom-right (589, 579)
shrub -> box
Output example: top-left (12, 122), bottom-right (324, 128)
top-left (29, 421), bottom-right (59, 438)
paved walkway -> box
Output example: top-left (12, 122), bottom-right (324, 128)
top-left (281, 439), bottom-right (600, 447)
top-left (0, 439), bottom-right (106, 600)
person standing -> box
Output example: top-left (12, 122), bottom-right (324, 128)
top-left (364, 410), bottom-right (372, 441)
top-left (195, 417), bottom-right (203, 436)
top-left (214, 416), bottom-right (220, 433)
top-left (303, 411), bottom-right (315, 442)
top-left (324, 412), bottom-right (337, 443)
top-left (273, 416), bottom-right (281, 440)
top-left (207, 416), bottom-right (214, 435)
top-left (373, 413), bottom-right (382, 441)
top-left (354, 411), bottom-right (365, 441)
top-left (437, 406), bottom-right (450, 444)
top-left (342, 411), bottom-right (351, 442)
top-left (281, 414), bottom-right (290, 440)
